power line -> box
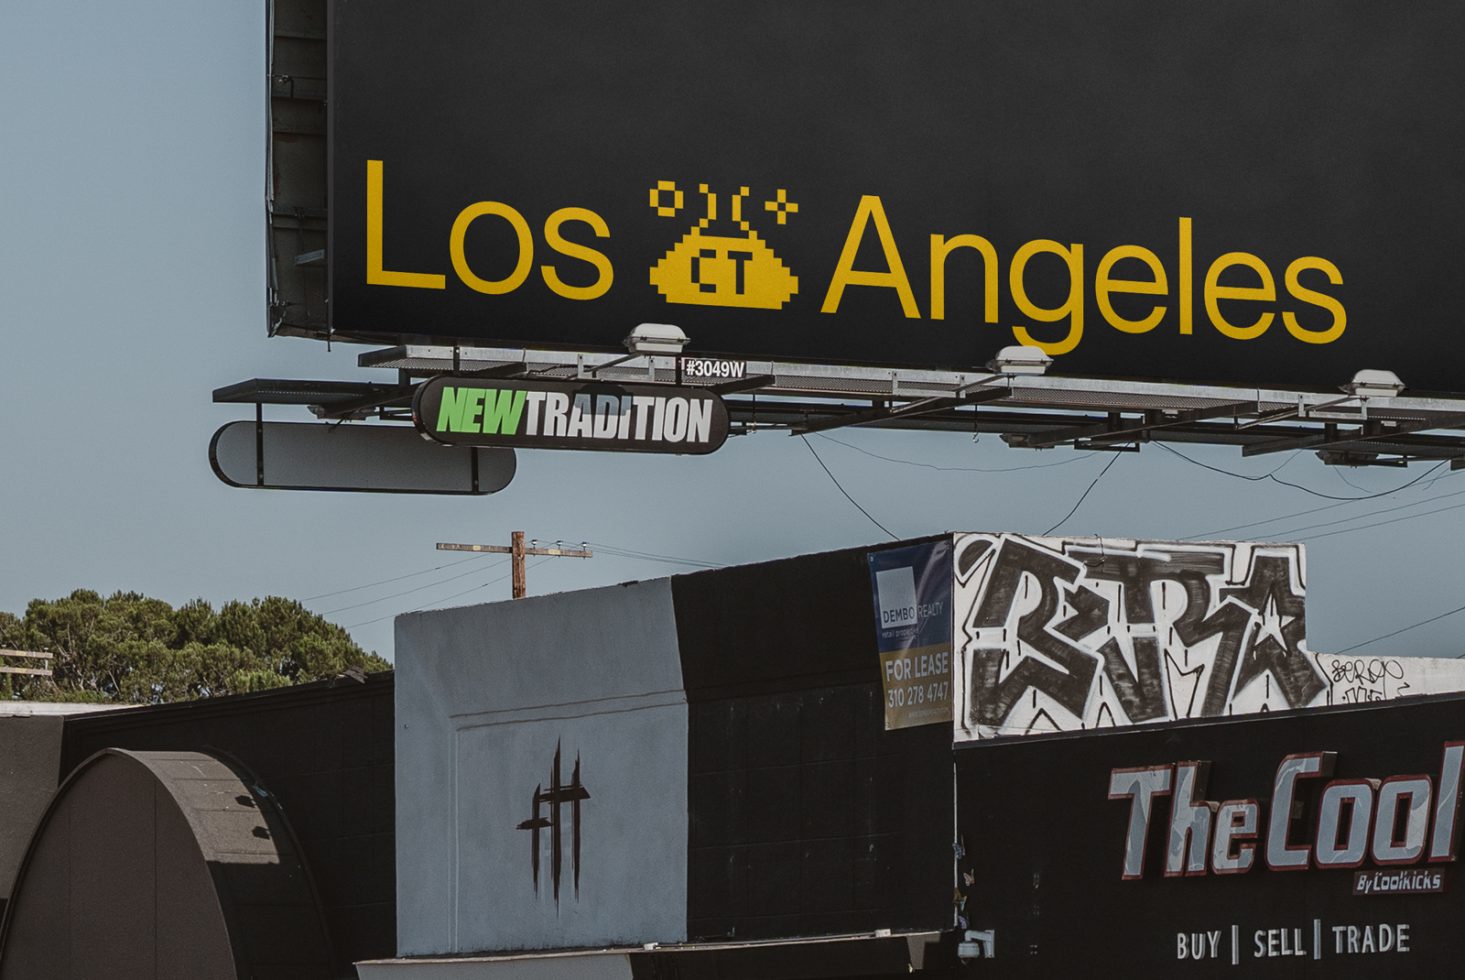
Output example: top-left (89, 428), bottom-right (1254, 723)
top-left (1157, 443), bottom-right (1449, 502)
top-left (338, 542), bottom-right (724, 633)
top-left (1335, 601), bottom-right (1465, 654)
top-left (812, 433), bottom-right (1091, 473)
top-left (1422, 466), bottom-right (1455, 492)
top-left (320, 557), bottom-right (510, 615)
top-left (592, 550), bottom-right (721, 569)
top-left (799, 435), bottom-right (897, 540)
top-left (1292, 494), bottom-right (1465, 543)
top-left (581, 542), bottom-right (725, 569)
top-left (1244, 483), bottom-right (1465, 541)
top-left (1043, 453), bottom-right (1122, 535)
top-left (1158, 442), bottom-right (1297, 482)
top-left (1183, 466), bottom-right (1464, 540)
top-left (1331, 467), bottom-right (1374, 494)
top-left (345, 556), bottom-right (554, 630)
top-left (1183, 500), bottom-right (1353, 539)
top-left (1187, 498), bottom-right (1371, 540)
top-left (300, 553), bottom-right (490, 601)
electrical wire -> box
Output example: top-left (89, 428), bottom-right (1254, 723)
top-left (1183, 466), bottom-right (1464, 540)
top-left (1187, 498), bottom-right (1373, 540)
top-left (320, 557), bottom-right (509, 615)
top-left (300, 552), bottom-right (491, 601)
top-left (580, 542), bottom-right (725, 569)
top-left (1291, 494), bottom-right (1465, 543)
top-left (1331, 468), bottom-right (1374, 494)
top-left (799, 435), bottom-right (897, 540)
top-left (812, 432), bottom-right (1091, 473)
top-left (525, 537), bottom-right (724, 569)
top-left (339, 541), bottom-right (726, 632)
top-left (1239, 483), bottom-right (1465, 542)
top-left (345, 556), bottom-right (554, 630)
top-left (1043, 453), bottom-right (1122, 535)
top-left (1158, 443), bottom-right (1449, 501)
top-left (1422, 466), bottom-right (1455, 492)
top-left (1335, 602), bottom-right (1465, 654)
top-left (593, 551), bottom-right (723, 570)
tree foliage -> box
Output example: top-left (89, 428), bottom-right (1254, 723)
top-left (0, 590), bottom-right (389, 704)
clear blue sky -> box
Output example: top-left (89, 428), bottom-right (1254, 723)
top-left (2, 0), bottom-right (1462, 661)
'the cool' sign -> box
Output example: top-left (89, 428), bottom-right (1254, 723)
top-left (413, 376), bottom-right (729, 455)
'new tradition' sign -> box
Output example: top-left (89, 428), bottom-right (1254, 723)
top-left (413, 377), bottom-right (729, 454)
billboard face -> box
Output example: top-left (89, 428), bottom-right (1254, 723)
top-left (955, 697), bottom-right (1465, 976)
top-left (329, 2), bottom-right (1465, 393)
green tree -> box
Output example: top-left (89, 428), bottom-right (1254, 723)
top-left (0, 590), bottom-right (388, 704)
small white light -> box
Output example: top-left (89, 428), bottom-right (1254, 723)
top-left (1343, 368), bottom-right (1405, 399)
top-left (987, 345), bottom-right (1053, 377)
top-left (624, 323), bottom-right (690, 356)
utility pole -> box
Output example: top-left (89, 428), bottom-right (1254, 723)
top-left (436, 532), bottom-right (593, 599)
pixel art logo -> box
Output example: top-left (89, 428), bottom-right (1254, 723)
top-left (648, 181), bottom-right (799, 309)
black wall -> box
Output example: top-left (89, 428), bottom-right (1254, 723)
top-left (61, 672), bottom-right (395, 978)
top-left (957, 694), bottom-right (1465, 977)
top-left (675, 542), bottom-right (953, 940)
top-left (0, 716), bottom-right (64, 927)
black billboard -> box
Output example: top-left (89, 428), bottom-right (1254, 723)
top-left (955, 695), bottom-right (1465, 977)
top-left (328, 2), bottom-right (1465, 394)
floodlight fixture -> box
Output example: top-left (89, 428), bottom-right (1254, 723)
top-left (987, 344), bottom-right (1053, 377)
top-left (624, 323), bottom-right (690, 356)
top-left (1342, 368), bottom-right (1405, 399)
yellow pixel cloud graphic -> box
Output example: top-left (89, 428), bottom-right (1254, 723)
top-left (649, 183), bottom-right (798, 310)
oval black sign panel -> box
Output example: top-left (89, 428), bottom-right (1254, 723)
top-left (413, 377), bottom-right (730, 455)
top-left (210, 421), bottom-right (515, 494)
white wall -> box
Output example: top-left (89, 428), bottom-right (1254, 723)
top-left (1315, 652), bottom-right (1465, 705)
top-left (953, 533), bottom-right (1465, 740)
top-left (954, 534), bottom-right (1321, 738)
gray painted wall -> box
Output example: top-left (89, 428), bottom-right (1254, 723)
top-left (395, 580), bottom-right (689, 956)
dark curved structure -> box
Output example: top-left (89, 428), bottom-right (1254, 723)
top-left (0, 749), bottom-right (333, 979)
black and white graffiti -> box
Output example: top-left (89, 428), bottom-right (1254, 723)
top-left (954, 534), bottom-right (1328, 739)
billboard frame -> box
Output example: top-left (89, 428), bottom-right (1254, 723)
top-left (254, 0), bottom-right (1465, 473)
top-left (217, 345), bottom-right (1465, 469)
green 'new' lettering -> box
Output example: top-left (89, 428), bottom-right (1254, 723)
top-left (480, 389), bottom-right (526, 435)
top-left (437, 386), bottom-right (527, 434)
top-left (437, 386), bottom-right (469, 432)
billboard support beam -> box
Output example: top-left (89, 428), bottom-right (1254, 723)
top-left (1009, 400), bottom-right (1256, 449)
top-left (711, 375), bottom-right (775, 395)
top-left (1241, 413), bottom-right (1465, 457)
top-left (312, 385), bottom-right (416, 420)
top-left (792, 384), bottom-right (1011, 436)
top-left (216, 349), bottom-right (1465, 473)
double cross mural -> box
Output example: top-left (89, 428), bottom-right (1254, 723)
top-left (516, 741), bottom-right (590, 904)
